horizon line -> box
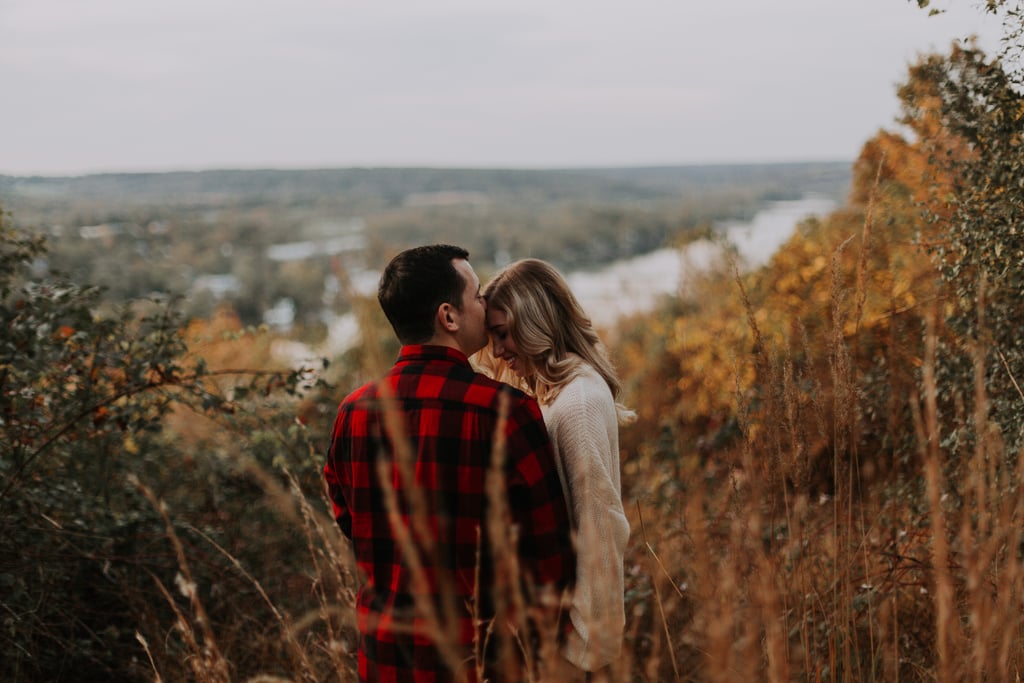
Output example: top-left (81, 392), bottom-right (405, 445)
top-left (1, 158), bottom-right (855, 180)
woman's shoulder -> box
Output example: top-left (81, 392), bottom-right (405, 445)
top-left (550, 362), bottom-right (614, 414)
top-left (566, 360), bottom-right (612, 392)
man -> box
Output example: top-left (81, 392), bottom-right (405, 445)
top-left (325, 244), bottom-right (575, 682)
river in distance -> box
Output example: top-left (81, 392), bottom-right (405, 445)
top-left (566, 195), bottom-right (836, 328)
top-left (273, 195), bottom-right (837, 363)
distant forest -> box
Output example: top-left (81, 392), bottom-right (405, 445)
top-left (0, 162), bottom-right (850, 329)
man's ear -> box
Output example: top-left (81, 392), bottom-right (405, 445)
top-left (437, 303), bottom-right (458, 332)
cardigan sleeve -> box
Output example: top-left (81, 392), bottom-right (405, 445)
top-left (548, 374), bottom-right (630, 671)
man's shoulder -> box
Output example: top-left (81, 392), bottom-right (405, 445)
top-left (338, 380), bottom-right (380, 410)
top-left (408, 359), bottom-right (537, 416)
top-left (447, 366), bottom-right (535, 413)
top-left (339, 363), bottom-right (534, 414)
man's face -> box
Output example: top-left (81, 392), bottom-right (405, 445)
top-left (453, 258), bottom-right (488, 355)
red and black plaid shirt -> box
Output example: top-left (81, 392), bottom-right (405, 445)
top-left (325, 345), bottom-right (575, 682)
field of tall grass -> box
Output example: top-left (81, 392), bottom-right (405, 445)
top-left (125, 193), bottom-right (1023, 682)
top-left (7, 170), bottom-right (1022, 682)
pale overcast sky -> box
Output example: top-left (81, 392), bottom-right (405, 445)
top-left (0, 0), bottom-right (1005, 176)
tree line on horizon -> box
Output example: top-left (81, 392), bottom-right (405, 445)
top-left (0, 161), bottom-right (849, 332)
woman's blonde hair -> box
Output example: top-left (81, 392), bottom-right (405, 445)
top-left (482, 258), bottom-right (629, 414)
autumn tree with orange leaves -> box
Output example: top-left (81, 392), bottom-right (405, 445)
top-left (617, 18), bottom-right (1024, 499)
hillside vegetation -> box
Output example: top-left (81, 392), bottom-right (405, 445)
top-left (612, 36), bottom-right (1024, 681)
top-left (2, 11), bottom-right (1023, 683)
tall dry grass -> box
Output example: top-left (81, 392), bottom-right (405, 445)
top-left (134, 223), bottom-right (1024, 681)
top-left (616, 208), bottom-right (1024, 681)
top-left (137, 382), bottom-right (581, 681)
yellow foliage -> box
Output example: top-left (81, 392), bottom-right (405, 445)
top-left (166, 304), bottom-right (287, 446)
top-left (620, 111), bottom-right (954, 471)
top-left (183, 305), bottom-right (279, 372)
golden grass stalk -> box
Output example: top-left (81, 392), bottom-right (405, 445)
top-left (131, 474), bottom-right (232, 683)
top-left (636, 502), bottom-right (681, 681)
top-left (135, 631), bottom-right (163, 683)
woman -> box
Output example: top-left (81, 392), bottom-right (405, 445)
top-left (482, 258), bottom-right (633, 674)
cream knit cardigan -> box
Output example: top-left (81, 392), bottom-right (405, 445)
top-left (540, 361), bottom-right (630, 671)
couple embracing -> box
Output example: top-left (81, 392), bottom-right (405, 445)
top-left (324, 245), bottom-right (632, 682)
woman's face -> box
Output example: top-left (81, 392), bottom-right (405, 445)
top-left (486, 308), bottom-right (529, 377)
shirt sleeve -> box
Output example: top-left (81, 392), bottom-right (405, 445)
top-left (324, 408), bottom-right (354, 539)
top-left (503, 393), bottom-right (577, 596)
top-left (553, 383), bottom-right (630, 671)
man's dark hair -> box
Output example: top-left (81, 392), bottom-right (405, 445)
top-left (377, 244), bottom-right (470, 344)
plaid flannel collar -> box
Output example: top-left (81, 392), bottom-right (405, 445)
top-left (395, 344), bottom-right (470, 367)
